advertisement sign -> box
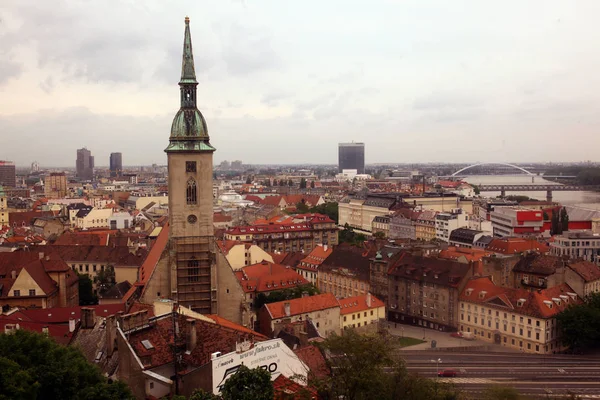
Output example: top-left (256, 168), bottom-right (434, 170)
top-left (211, 338), bottom-right (308, 394)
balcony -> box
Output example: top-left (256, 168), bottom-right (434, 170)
top-left (521, 279), bottom-right (547, 289)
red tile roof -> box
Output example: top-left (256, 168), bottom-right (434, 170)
top-left (205, 314), bottom-right (267, 338)
top-left (568, 261), bottom-right (600, 282)
top-left (10, 304), bottom-right (127, 324)
top-left (439, 246), bottom-right (492, 262)
top-left (338, 294), bottom-right (384, 315)
top-left (298, 245), bottom-right (333, 271)
top-left (234, 261), bottom-right (309, 293)
top-left (0, 316), bottom-right (75, 345)
top-left (53, 231), bottom-right (115, 246)
top-left (127, 314), bottom-right (266, 370)
top-left (213, 213), bottom-right (233, 223)
top-left (273, 374), bottom-right (317, 400)
top-left (138, 223), bottom-right (169, 286)
top-left (293, 345), bottom-right (330, 380)
top-left (486, 238), bottom-right (549, 255)
top-left (460, 277), bottom-right (580, 319)
top-left (265, 293), bottom-right (339, 319)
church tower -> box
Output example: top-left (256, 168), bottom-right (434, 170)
top-left (165, 17), bottom-right (216, 313)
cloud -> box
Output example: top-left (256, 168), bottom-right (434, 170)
top-left (261, 90), bottom-right (293, 107)
top-left (0, 58), bottom-right (22, 85)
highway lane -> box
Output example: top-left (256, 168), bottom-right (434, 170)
top-left (401, 350), bottom-right (600, 398)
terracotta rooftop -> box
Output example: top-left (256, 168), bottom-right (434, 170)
top-left (38, 244), bottom-right (148, 267)
top-left (388, 253), bottom-right (472, 288)
top-left (293, 345), bottom-right (330, 380)
top-left (513, 254), bottom-right (564, 276)
top-left (298, 245), bottom-right (333, 271)
top-left (460, 277), bottom-right (579, 319)
top-left (319, 244), bottom-right (373, 283)
top-left (126, 313), bottom-right (266, 370)
top-left (439, 246), bottom-right (492, 262)
top-left (265, 293), bottom-right (339, 319)
top-left (568, 260), bottom-right (600, 282)
top-left (234, 261), bottom-right (309, 293)
top-left (338, 294), bottom-right (385, 315)
top-left (273, 374), bottom-right (317, 400)
top-left (486, 238), bottom-right (549, 255)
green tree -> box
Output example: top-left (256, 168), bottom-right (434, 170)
top-left (254, 284), bottom-right (320, 310)
top-left (220, 365), bottom-right (273, 400)
top-left (310, 180), bottom-right (315, 189)
top-left (245, 176), bottom-right (252, 184)
top-left (78, 272), bottom-right (98, 305)
top-left (560, 207), bottom-right (569, 232)
top-left (300, 178), bottom-right (307, 189)
top-left (472, 185), bottom-right (480, 195)
top-left (0, 330), bottom-right (134, 400)
top-left (288, 179), bottom-right (294, 187)
top-left (296, 201), bottom-right (310, 213)
top-left (374, 231), bottom-right (386, 239)
top-left (557, 292), bottom-right (600, 351)
top-left (94, 267), bottom-right (116, 295)
top-left (317, 330), bottom-right (459, 400)
top-left (309, 202), bottom-right (339, 223)
top-left (279, 179), bottom-right (285, 186)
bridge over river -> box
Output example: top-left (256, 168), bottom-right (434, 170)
top-left (477, 184), bottom-right (599, 201)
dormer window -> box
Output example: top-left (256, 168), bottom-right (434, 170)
top-left (552, 298), bottom-right (561, 306)
top-left (517, 298), bottom-right (526, 307)
top-left (479, 291), bottom-right (487, 299)
top-left (544, 300), bottom-right (553, 309)
top-left (466, 288), bottom-right (473, 296)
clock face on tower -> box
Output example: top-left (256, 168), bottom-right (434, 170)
top-left (187, 214), bottom-right (197, 224)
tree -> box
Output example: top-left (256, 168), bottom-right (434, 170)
top-left (220, 365), bottom-right (273, 400)
top-left (557, 292), bottom-right (600, 351)
top-left (288, 179), bottom-right (294, 187)
top-left (316, 330), bottom-right (459, 400)
top-left (472, 185), bottom-right (480, 195)
top-left (374, 231), bottom-right (386, 239)
top-left (245, 176), bottom-right (252, 184)
top-left (299, 178), bottom-right (307, 189)
top-left (0, 330), bottom-right (134, 400)
top-left (308, 202), bottom-right (338, 223)
top-left (93, 267), bottom-right (116, 295)
top-left (296, 201), bottom-right (310, 213)
top-left (78, 272), bottom-right (98, 305)
top-left (560, 207), bottom-right (569, 232)
top-left (254, 284), bottom-right (319, 310)
top-left (310, 180), bottom-right (315, 189)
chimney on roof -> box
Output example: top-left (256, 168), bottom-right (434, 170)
top-left (69, 318), bottom-right (76, 333)
top-left (81, 307), bottom-right (96, 329)
top-left (45, 255), bottom-right (50, 261)
top-left (10, 270), bottom-right (16, 280)
top-left (366, 293), bottom-right (372, 308)
top-left (38, 252), bottom-right (44, 260)
top-left (302, 291), bottom-right (309, 298)
top-left (42, 326), bottom-right (49, 335)
top-left (284, 302), bottom-right (291, 317)
top-left (186, 318), bottom-right (197, 352)
top-left (324, 245), bottom-right (328, 251)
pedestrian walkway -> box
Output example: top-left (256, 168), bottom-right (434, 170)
top-left (385, 322), bottom-right (492, 351)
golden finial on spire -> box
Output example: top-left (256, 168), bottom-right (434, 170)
top-left (185, 16), bottom-right (190, 24)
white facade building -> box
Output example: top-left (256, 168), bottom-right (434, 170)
top-left (435, 209), bottom-right (468, 242)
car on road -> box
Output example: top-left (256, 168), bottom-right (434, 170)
top-left (449, 331), bottom-right (474, 340)
top-left (438, 369), bottom-right (458, 377)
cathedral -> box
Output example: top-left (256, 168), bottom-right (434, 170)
top-left (164, 17), bottom-right (217, 313)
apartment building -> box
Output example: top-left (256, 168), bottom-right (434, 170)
top-left (296, 244), bottom-right (332, 285)
top-left (339, 293), bottom-right (385, 330)
top-left (550, 231), bottom-right (600, 265)
top-left (225, 214), bottom-right (338, 253)
top-left (459, 277), bottom-right (578, 354)
top-left (387, 254), bottom-right (473, 331)
top-left (490, 207), bottom-right (544, 237)
top-left (317, 244), bottom-right (371, 298)
top-left (435, 209), bottom-right (468, 242)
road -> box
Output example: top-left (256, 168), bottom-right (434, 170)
top-left (401, 350), bottom-right (600, 398)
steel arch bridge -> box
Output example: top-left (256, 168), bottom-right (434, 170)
top-left (451, 163), bottom-right (534, 177)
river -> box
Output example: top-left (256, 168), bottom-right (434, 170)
top-left (462, 175), bottom-right (600, 210)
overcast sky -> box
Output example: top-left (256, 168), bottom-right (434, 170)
top-left (2, 1), bottom-right (600, 167)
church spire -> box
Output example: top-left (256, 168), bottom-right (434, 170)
top-left (180, 16), bottom-right (197, 84)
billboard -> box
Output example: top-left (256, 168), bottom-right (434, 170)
top-left (211, 338), bottom-right (308, 394)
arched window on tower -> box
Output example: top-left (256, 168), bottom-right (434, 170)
top-left (188, 257), bottom-right (199, 282)
top-left (186, 178), bottom-right (197, 204)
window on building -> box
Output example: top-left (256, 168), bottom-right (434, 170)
top-left (13, 290), bottom-right (20, 297)
top-left (186, 178), bottom-right (197, 205)
top-left (188, 258), bottom-right (199, 282)
top-left (344, 316), bottom-right (347, 322)
top-left (536, 332), bottom-right (540, 340)
top-left (29, 289), bottom-right (35, 296)
top-left (519, 328), bottom-right (523, 336)
top-left (186, 161), bottom-right (197, 173)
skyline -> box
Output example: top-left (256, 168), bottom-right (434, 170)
top-left (2, 1), bottom-right (600, 166)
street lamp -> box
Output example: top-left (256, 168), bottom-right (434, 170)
top-left (430, 358), bottom-right (442, 378)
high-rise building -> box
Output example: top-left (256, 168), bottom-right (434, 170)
top-left (44, 172), bottom-right (67, 198)
top-left (110, 152), bottom-right (123, 177)
top-left (0, 161), bottom-right (16, 188)
top-left (76, 148), bottom-right (94, 180)
top-left (165, 17), bottom-right (217, 313)
top-left (338, 142), bottom-right (365, 174)
top-left (31, 161), bottom-right (40, 172)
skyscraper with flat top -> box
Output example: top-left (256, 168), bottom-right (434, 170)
top-left (165, 17), bottom-right (217, 313)
top-left (0, 161), bottom-right (16, 187)
top-left (110, 152), bottom-right (123, 177)
top-left (338, 142), bottom-right (365, 174)
top-left (76, 148), bottom-right (94, 180)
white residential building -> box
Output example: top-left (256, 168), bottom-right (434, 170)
top-left (435, 209), bottom-right (468, 242)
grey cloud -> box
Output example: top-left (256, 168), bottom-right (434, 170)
top-left (261, 91), bottom-right (293, 107)
top-left (220, 22), bottom-right (281, 76)
top-left (413, 92), bottom-right (483, 110)
top-left (0, 58), bottom-right (22, 85)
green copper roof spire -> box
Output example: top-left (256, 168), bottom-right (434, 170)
top-left (180, 16), bottom-right (197, 84)
top-left (166, 17), bottom-right (215, 154)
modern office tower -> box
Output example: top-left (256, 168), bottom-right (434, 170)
top-left (76, 148), bottom-right (94, 180)
top-left (338, 142), bottom-right (365, 174)
top-left (0, 161), bottom-right (16, 187)
top-left (110, 152), bottom-right (123, 177)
